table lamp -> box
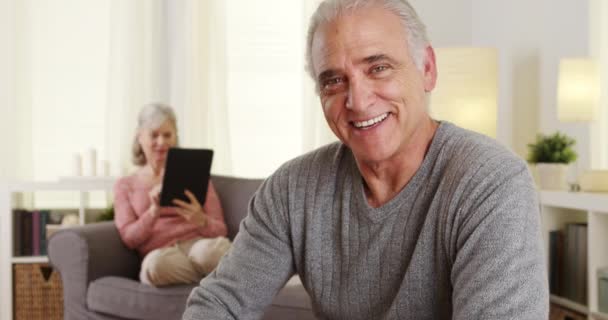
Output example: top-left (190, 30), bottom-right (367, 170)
top-left (557, 58), bottom-right (600, 122)
top-left (430, 47), bottom-right (498, 138)
top-left (557, 58), bottom-right (602, 191)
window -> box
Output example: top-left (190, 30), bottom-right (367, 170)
top-left (225, 0), bottom-right (306, 177)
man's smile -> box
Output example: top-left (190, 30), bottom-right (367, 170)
top-left (350, 112), bottom-right (390, 129)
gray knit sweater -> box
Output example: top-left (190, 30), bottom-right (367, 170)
top-left (183, 122), bottom-right (549, 320)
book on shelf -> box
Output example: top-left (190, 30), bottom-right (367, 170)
top-left (32, 211), bottom-right (40, 256)
top-left (12, 209), bottom-right (60, 257)
top-left (12, 210), bottom-right (24, 257)
top-left (549, 223), bottom-right (588, 305)
top-left (549, 230), bottom-right (564, 295)
top-left (574, 224), bottom-right (588, 304)
top-left (40, 210), bottom-right (50, 255)
top-left (21, 213), bottom-right (33, 256)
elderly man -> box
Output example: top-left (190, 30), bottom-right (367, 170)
top-left (183, 0), bottom-right (548, 319)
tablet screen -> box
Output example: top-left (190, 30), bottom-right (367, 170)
top-left (159, 148), bottom-right (214, 207)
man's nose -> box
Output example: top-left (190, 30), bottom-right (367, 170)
top-left (345, 77), bottom-right (374, 111)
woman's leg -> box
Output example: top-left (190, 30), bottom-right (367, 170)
top-left (187, 237), bottom-right (232, 275)
top-left (139, 240), bottom-right (200, 286)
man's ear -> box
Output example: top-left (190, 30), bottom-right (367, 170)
top-left (422, 45), bottom-right (437, 93)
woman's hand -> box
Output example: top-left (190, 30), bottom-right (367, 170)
top-left (172, 189), bottom-right (208, 227)
top-left (148, 184), bottom-right (162, 217)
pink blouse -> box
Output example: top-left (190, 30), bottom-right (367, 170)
top-left (114, 174), bottom-right (227, 257)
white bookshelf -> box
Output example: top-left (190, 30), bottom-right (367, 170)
top-left (540, 190), bottom-right (608, 319)
top-left (0, 178), bottom-right (115, 320)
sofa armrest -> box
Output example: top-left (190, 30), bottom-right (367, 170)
top-left (48, 221), bottom-right (140, 319)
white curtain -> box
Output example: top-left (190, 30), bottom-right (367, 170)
top-left (4, 0), bottom-right (334, 182)
top-left (0, 0), bottom-right (18, 179)
top-left (105, 0), bottom-right (165, 177)
top-left (105, 0), bottom-right (231, 176)
top-left (85, 0), bottom-right (329, 179)
top-left (167, 0), bottom-right (232, 175)
top-left (0, 0), bottom-right (33, 181)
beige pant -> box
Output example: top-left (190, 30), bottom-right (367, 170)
top-left (140, 237), bottom-right (231, 286)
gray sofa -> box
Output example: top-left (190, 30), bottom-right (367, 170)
top-left (48, 175), bottom-right (315, 320)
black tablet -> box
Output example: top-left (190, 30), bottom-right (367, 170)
top-left (160, 148), bottom-right (214, 207)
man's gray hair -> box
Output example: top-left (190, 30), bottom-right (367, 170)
top-left (305, 0), bottom-right (429, 81)
top-left (132, 102), bottom-right (178, 166)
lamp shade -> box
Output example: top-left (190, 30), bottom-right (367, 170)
top-left (557, 58), bottom-right (600, 122)
top-left (430, 47), bottom-right (498, 138)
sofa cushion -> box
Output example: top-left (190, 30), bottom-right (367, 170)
top-left (87, 276), bottom-right (194, 320)
top-left (211, 175), bottom-right (264, 240)
top-left (87, 275), bottom-right (312, 320)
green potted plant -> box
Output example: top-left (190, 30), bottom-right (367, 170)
top-left (96, 204), bottom-right (114, 222)
top-left (527, 132), bottom-right (577, 190)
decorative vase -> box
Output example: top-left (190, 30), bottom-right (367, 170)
top-left (536, 163), bottom-right (569, 190)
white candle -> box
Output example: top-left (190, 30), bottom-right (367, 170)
top-left (72, 153), bottom-right (82, 176)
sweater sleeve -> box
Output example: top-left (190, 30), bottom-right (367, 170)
top-left (183, 169), bottom-right (295, 320)
top-left (197, 181), bottom-right (228, 238)
top-left (113, 177), bottom-right (158, 250)
top-left (450, 162), bottom-right (549, 319)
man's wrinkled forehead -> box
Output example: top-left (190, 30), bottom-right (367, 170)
top-left (310, 7), bottom-right (409, 77)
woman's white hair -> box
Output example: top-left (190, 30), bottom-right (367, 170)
top-left (132, 103), bottom-right (178, 166)
top-left (305, 0), bottom-right (429, 83)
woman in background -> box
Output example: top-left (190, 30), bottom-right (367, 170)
top-left (114, 103), bottom-right (230, 286)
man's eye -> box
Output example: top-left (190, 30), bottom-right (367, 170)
top-left (322, 77), bottom-right (344, 90)
top-left (371, 65), bottom-right (389, 73)
top-left (324, 77), bottom-right (342, 86)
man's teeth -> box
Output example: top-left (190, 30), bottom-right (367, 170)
top-left (353, 113), bottom-right (388, 128)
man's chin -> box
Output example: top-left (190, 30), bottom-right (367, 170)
top-left (351, 146), bottom-right (394, 164)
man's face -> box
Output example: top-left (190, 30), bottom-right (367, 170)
top-left (311, 6), bottom-right (437, 164)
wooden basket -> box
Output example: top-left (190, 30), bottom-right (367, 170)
top-left (13, 263), bottom-right (63, 320)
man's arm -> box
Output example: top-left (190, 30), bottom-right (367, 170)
top-left (450, 163), bottom-right (549, 319)
top-left (183, 170), bottom-right (295, 320)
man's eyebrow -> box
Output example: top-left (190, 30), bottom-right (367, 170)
top-left (316, 54), bottom-right (398, 82)
top-left (362, 54), bottom-right (398, 65)
top-left (317, 69), bottom-right (339, 83)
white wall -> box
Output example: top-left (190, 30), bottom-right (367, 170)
top-left (470, 0), bottom-right (545, 158)
top-left (411, 0), bottom-right (473, 46)
top-left (417, 0), bottom-right (594, 168)
top-left (539, 0), bottom-right (591, 174)
top-left (536, 0), bottom-right (592, 173)
top-left (471, 0), bottom-right (597, 174)
top-left (413, 0), bottom-right (540, 157)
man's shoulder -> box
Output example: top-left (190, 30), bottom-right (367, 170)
top-left (255, 142), bottom-right (346, 205)
top-left (435, 124), bottom-right (536, 216)
top-left (438, 122), bottom-right (526, 175)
